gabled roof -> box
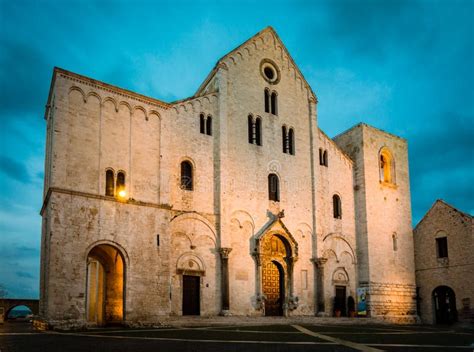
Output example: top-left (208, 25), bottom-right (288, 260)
top-left (195, 26), bottom-right (317, 101)
top-left (414, 199), bottom-right (472, 231)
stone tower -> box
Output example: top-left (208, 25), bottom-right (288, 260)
top-left (334, 123), bottom-right (417, 320)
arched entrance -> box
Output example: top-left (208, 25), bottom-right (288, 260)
top-left (256, 230), bottom-right (297, 316)
top-left (263, 260), bottom-right (284, 316)
top-left (86, 244), bottom-right (125, 325)
top-left (433, 286), bottom-right (457, 324)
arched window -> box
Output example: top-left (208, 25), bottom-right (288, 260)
top-left (116, 171), bottom-right (125, 194)
top-left (264, 89), bottom-right (270, 113)
top-left (199, 113), bottom-right (205, 134)
top-left (392, 233), bottom-right (398, 251)
top-left (255, 117), bottom-right (262, 146)
top-left (319, 148), bottom-right (323, 165)
top-left (248, 115), bottom-right (254, 144)
top-left (180, 161), bottom-right (193, 191)
top-left (206, 115), bottom-right (212, 136)
top-left (323, 150), bottom-right (328, 167)
top-left (379, 148), bottom-right (395, 184)
top-left (288, 128), bottom-right (295, 155)
top-left (333, 194), bottom-right (341, 219)
top-left (282, 126), bottom-right (288, 153)
top-left (105, 169), bottom-right (114, 196)
top-left (271, 91), bottom-right (278, 115)
top-left (268, 173), bottom-right (280, 202)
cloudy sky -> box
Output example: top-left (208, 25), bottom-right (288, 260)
top-left (0, 0), bottom-right (472, 298)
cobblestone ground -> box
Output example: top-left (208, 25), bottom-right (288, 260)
top-left (1, 318), bottom-right (473, 352)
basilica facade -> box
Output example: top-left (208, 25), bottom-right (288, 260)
top-left (39, 27), bottom-right (417, 328)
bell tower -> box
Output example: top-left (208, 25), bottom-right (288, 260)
top-left (334, 123), bottom-right (417, 322)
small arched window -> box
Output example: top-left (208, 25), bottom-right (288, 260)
top-left (255, 117), bottom-right (262, 146)
top-left (199, 113), bottom-right (205, 134)
top-left (268, 173), bottom-right (280, 202)
top-left (319, 148), bottom-right (323, 165)
top-left (180, 161), bottom-right (193, 191)
top-left (288, 128), bottom-right (295, 155)
top-left (379, 148), bottom-right (395, 184)
top-left (282, 126), bottom-right (288, 153)
top-left (248, 115), bottom-right (254, 144)
top-left (264, 89), bottom-right (270, 113)
top-left (323, 150), bottom-right (328, 167)
top-left (333, 194), bottom-right (342, 219)
top-left (105, 169), bottom-right (114, 196)
top-left (116, 171), bottom-right (125, 193)
top-left (206, 115), bottom-right (212, 136)
top-left (271, 91), bottom-right (278, 115)
top-left (392, 233), bottom-right (398, 251)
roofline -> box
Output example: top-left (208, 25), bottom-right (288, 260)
top-left (317, 128), bottom-right (354, 165)
top-left (195, 26), bottom-right (318, 101)
top-left (46, 67), bottom-right (170, 115)
top-left (414, 199), bottom-right (472, 231)
top-left (333, 122), bottom-right (406, 142)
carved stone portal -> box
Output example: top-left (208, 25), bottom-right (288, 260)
top-left (253, 218), bottom-right (299, 316)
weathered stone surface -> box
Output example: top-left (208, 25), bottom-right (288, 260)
top-left (414, 200), bottom-right (473, 324)
top-left (39, 27), bottom-right (418, 328)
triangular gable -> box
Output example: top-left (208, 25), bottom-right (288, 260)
top-left (254, 213), bottom-right (299, 257)
top-left (195, 26), bottom-right (317, 102)
top-left (414, 199), bottom-right (472, 231)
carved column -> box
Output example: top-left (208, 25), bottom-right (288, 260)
top-left (219, 247), bottom-right (232, 315)
top-left (313, 257), bottom-right (327, 316)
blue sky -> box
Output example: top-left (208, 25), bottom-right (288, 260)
top-left (0, 0), bottom-right (472, 298)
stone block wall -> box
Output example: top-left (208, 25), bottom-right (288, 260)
top-left (414, 200), bottom-right (473, 324)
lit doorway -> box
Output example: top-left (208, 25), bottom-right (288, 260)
top-left (86, 244), bottom-right (125, 325)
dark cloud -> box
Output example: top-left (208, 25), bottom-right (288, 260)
top-left (16, 271), bottom-right (35, 279)
top-left (2, 246), bottom-right (39, 261)
top-left (323, 0), bottom-right (431, 57)
top-left (0, 38), bottom-right (52, 116)
top-left (0, 156), bottom-right (30, 183)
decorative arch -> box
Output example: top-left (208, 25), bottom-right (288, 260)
top-left (176, 252), bottom-right (206, 275)
top-left (103, 97), bottom-right (118, 112)
top-left (322, 233), bottom-right (356, 264)
top-left (118, 100), bottom-right (132, 113)
top-left (148, 110), bottom-right (161, 120)
top-left (170, 211), bottom-right (217, 241)
top-left (133, 105), bottom-right (147, 120)
top-left (68, 86), bottom-right (86, 102)
top-left (332, 267), bottom-right (349, 284)
top-left (230, 210), bottom-right (256, 233)
top-left (86, 91), bottom-right (101, 104)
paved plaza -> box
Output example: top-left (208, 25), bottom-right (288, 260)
top-left (1, 318), bottom-right (473, 352)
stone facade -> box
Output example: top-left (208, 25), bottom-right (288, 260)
top-left (39, 27), bottom-right (418, 328)
top-left (414, 200), bottom-right (473, 324)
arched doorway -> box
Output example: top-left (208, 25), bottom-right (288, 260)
top-left (433, 286), bottom-right (457, 324)
top-left (86, 244), bottom-right (125, 325)
top-left (260, 234), bottom-right (292, 316)
top-left (263, 260), bottom-right (284, 316)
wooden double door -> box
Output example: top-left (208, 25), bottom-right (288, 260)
top-left (263, 261), bottom-right (284, 316)
top-left (182, 275), bottom-right (200, 315)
